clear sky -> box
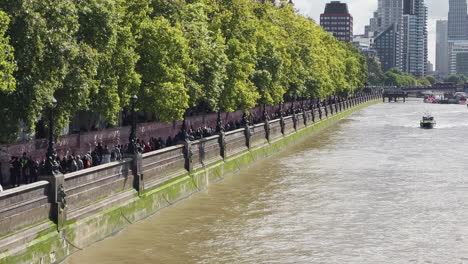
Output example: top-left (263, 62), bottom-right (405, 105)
top-left (294, 0), bottom-right (449, 67)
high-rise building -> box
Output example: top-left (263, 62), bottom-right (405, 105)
top-left (401, 0), bottom-right (428, 77)
top-left (365, 0), bottom-right (427, 76)
top-left (404, 0), bottom-right (415, 15)
top-left (367, 0), bottom-right (404, 71)
top-left (456, 53), bottom-right (468, 75)
top-left (436, 20), bottom-right (449, 76)
top-left (448, 40), bottom-right (468, 74)
top-left (320, 1), bottom-right (353, 42)
top-left (374, 24), bottom-right (400, 71)
top-left (374, 0), bottom-right (403, 32)
top-left (448, 0), bottom-right (468, 40)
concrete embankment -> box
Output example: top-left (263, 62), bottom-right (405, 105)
top-left (0, 93), bottom-right (381, 264)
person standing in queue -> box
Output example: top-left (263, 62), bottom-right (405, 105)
top-left (20, 152), bottom-right (29, 184)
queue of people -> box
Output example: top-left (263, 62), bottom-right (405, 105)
top-left (1, 106), bottom-right (316, 191)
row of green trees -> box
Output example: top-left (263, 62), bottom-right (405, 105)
top-left (0, 0), bottom-right (368, 143)
top-left (366, 58), bottom-right (435, 87)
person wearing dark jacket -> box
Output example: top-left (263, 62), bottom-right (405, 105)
top-left (12, 157), bottom-right (21, 187)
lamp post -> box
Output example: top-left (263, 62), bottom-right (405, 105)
top-left (181, 117), bottom-right (188, 141)
top-left (45, 97), bottom-right (58, 175)
top-left (291, 93), bottom-right (297, 113)
top-left (42, 97), bottom-right (68, 229)
top-left (127, 95), bottom-right (138, 154)
top-left (263, 104), bottom-right (269, 122)
top-left (216, 111), bottom-right (223, 133)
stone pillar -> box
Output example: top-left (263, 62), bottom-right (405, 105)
top-left (130, 153), bottom-right (144, 195)
top-left (244, 125), bottom-right (251, 149)
top-left (183, 140), bottom-right (193, 172)
top-left (219, 131), bottom-right (227, 159)
top-left (280, 115), bottom-right (285, 134)
top-left (40, 173), bottom-right (66, 230)
top-left (264, 121), bottom-right (270, 142)
top-left (303, 110), bottom-right (308, 126)
top-left (292, 112), bottom-right (297, 130)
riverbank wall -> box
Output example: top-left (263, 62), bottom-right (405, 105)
top-left (0, 93), bottom-right (381, 264)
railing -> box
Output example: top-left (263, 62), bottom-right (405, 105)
top-left (0, 91), bottom-right (382, 237)
top-left (0, 181), bottom-right (50, 237)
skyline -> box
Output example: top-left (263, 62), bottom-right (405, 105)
top-left (294, 0), bottom-right (449, 67)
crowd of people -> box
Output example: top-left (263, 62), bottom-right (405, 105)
top-left (0, 102), bottom-right (332, 191)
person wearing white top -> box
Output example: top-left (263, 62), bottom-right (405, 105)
top-left (0, 184), bottom-right (3, 192)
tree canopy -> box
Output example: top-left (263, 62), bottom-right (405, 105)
top-left (367, 63), bottom-right (427, 87)
top-left (444, 74), bottom-right (467, 85)
top-left (0, 0), bottom-right (369, 143)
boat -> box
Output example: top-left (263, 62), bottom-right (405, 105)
top-left (424, 96), bottom-right (434, 103)
top-left (420, 114), bottom-right (436, 129)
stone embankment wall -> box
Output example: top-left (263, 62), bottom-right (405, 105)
top-left (0, 92), bottom-right (381, 264)
top-left (0, 102), bottom-right (304, 181)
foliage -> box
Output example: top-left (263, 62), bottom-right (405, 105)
top-left (425, 75), bottom-right (436, 86)
top-left (367, 57), bottom-right (384, 86)
top-left (381, 68), bottom-right (422, 87)
top-left (444, 74), bottom-right (467, 85)
top-left (136, 17), bottom-right (190, 122)
top-left (0, 10), bottom-right (16, 93)
top-left (0, 0), bottom-right (369, 143)
top-left (419, 77), bottom-right (431, 87)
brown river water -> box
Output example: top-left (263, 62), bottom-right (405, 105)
top-left (63, 99), bottom-right (468, 264)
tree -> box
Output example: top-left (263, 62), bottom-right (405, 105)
top-left (0, 10), bottom-right (16, 93)
top-left (367, 57), bottom-right (384, 85)
top-left (444, 74), bottom-right (467, 85)
top-left (250, 2), bottom-right (288, 106)
top-left (425, 75), bottom-right (436, 86)
top-left (382, 68), bottom-right (421, 87)
top-left (419, 77), bottom-right (431, 87)
top-left (0, 0), bottom-right (372, 143)
top-left (136, 17), bottom-right (190, 122)
top-left (76, 0), bottom-right (142, 125)
top-left (180, 2), bottom-right (228, 112)
top-left (214, 0), bottom-right (260, 111)
top-left (0, 10), bottom-right (17, 143)
top-left (0, 0), bottom-right (85, 140)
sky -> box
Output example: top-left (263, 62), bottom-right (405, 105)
top-left (294, 0), bottom-right (449, 67)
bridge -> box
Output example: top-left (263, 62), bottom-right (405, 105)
top-left (401, 83), bottom-right (461, 94)
top-left (383, 87), bottom-right (407, 102)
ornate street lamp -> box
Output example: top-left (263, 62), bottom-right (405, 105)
top-left (181, 117), bottom-right (188, 141)
top-left (216, 111), bottom-right (223, 133)
top-left (263, 104), bottom-right (269, 122)
top-left (291, 93), bottom-right (297, 113)
top-left (127, 95), bottom-right (138, 154)
top-left (45, 97), bottom-right (58, 175)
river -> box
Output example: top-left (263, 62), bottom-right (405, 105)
top-left (63, 99), bottom-right (468, 263)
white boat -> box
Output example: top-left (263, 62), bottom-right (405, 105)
top-left (420, 115), bottom-right (435, 129)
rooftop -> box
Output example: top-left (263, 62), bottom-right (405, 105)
top-left (324, 1), bottom-right (350, 15)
